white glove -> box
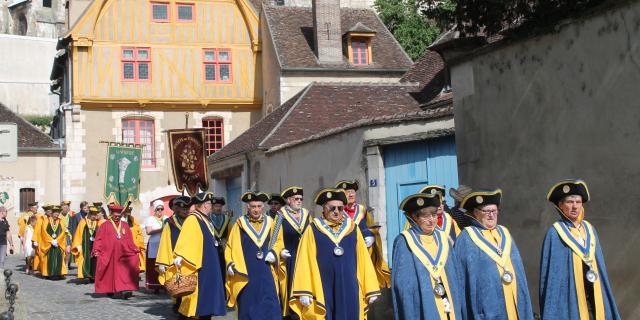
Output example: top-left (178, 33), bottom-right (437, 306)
top-left (51, 240), bottom-right (58, 247)
top-left (227, 265), bottom-right (235, 276)
top-left (280, 249), bottom-right (291, 259)
top-left (368, 296), bottom-right (379, 304)
top-left (173, 256), bottom-right (183, 267)
top-left (265, 252), bottom-right (276, 264)
top-left (299, 295), bottom-right (312, 307)
top-left (33, 242), bottom-right (38, 247)
top-left (159, 265), bottom-right (166, 273)
top-left (365, 236), bottom-right (375, 248)
top-left (75, 245), bottom-right (82, 253)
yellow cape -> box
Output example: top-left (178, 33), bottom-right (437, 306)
top-left (71, 218), bottom-right (102, 279)
top-left (225, 215), bottom-right (285, 309)
top-left (289, 219), bottom-right (381, 319)
top-left (38, 218), bottom-right (68, 277)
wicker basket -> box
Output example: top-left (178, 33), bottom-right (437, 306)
top-left (165, 270), bottom-right (197, 298)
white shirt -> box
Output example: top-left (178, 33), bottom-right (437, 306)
top-left (144, 215), bottom-right (166, 258)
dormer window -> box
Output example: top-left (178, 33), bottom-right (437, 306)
top-left (351, 38), bottom-right (369, 65)
top-left (345, 22), bottom-right (376, 66)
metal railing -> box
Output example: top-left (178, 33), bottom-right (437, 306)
top-left (1, 270), bottom-right (18, 320)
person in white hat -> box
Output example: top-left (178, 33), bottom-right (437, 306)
top-left (144, 199), bottom-right (167, 292)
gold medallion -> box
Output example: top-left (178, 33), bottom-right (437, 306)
top-left (476, 196), bottom-right (484, 204)
top-left (563, 185), bottom-right (571, 193)
top-left (417, 198), bottom-right (425, 206)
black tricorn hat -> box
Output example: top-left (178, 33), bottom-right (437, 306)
top-left (547, 179), bottom-right (590, 204)
top-left (241, 192), bottom-right (269, 203)
top-left (268, 194), bottom-right (286, 205)
top-left (170, 196), bottom-right (192, 209)
top-left (335, 180), bottom-right (359, 191)
top-left (400, 193), bottom-right (441, 213)
top-left (28, 201), bottom-right (39, 207)
top-left (460, 189), bottom-right (502, 212)
top-left (211, 197), bottom-right (226, 206)
top-left (314, 188), bottom-right (348, 206)
top-left (192, 192), bottom-right (214, 205)
top-left (281, 186), bottom-right (303, 199)
top-left (419, 185), bottom-right (445, 198)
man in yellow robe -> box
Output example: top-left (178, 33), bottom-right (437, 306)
top-left (290, 188), bottom-right (381, 320)
top-left (71, 206), bottom-right (102, 281)
top-left (122, 205), bottom-right (145, 273)
top-left (60, 200), bottom-right (74, 268)
top-left (32, 204), bottom-right (53, 274)
top-left (18, 202), bottom-right (39, 253)
top-left (336, 179), bottom-right (391, 288)
top-left (171, 192), bottom-right (227, 318)
top-left (225, 191), bottom-right (285, 320)
top-left (38, 206), bottom-right (68, 279)
top-left (155, 196), bottom-right (191, 314)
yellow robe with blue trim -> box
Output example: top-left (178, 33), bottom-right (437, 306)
top-left (173, 212), bottom-right (227, 317)
top-left (225, 214), bottom-right (285, 316)
top-left (155, 215), bottom-right (184, 285)
top-left (352, 204), bottom-right (391, 288)
top-left (289, 217), bottom-right (381, 320)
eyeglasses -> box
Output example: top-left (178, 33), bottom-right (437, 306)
top-left (293, 197), bottom-right (303, 201)
top-left (155, 207), bottom-right (164, 211)
top-left (480, 209), bottom-right (498, 215)
top-left (328, 206), bottom-right (344, 212)
top-left (420, 213), bottom-right (438, 220)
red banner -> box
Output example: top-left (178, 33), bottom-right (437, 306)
top-left (167, 129), bottom-right (209, 196)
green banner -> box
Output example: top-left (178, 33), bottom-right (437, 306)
top-left (104, 145), bottom-right (142, 205)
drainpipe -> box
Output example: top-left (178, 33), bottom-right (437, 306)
top-left (56, 139), bottom-right (64, 202)
top-left (244, 153), bottom-right (251, 191)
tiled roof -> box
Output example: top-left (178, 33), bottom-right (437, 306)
top-left (400, 49), bottom-right (451, 108)
top-left (209, 90), bottom-right (305, 162)
top-left (0, 104), bottom-right (58, 150)
top-left (263, 6), bottom-right (412, 70)
top-left (209, 82), bottom-right (452, 163)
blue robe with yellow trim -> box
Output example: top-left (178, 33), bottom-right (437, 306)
top-left (225, 215), bottom-right (284, 320)
top-left (277, 207), bottom-right (311, 316)
top-left (539, 219), bottom-right (620, 320)
top-left (392, 228), bottom-right (465, 320)
top-left (289, 218), bottom-right (381, 320)
top-left (454, 223), bottom-right (534, 320)
top-left (173, 212), bottom-right (227, 318)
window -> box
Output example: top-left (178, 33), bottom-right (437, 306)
top-left (202, 118), bottom-right (224, 155)
top-left (176, 3), bottom-right (195, 22)
top-left (19, 188), bottom-right (35, 212)
top-left (151, 2), bottom-right (170, 22)
top-left (43, 0), bottom-right (52, 8)
top-left (203, 49), bottom-right (232, 83)
top-left (122, 47), bottom-right (151, 81)
top-left (351, 39), bottom-right (369, 65)
top-left (122, 118), bottom-right (156, 167)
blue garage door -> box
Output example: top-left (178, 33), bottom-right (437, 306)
top-left (226, 176), bottom-right (243, 221)
top-left (383, 136), bottom-right (458, 266)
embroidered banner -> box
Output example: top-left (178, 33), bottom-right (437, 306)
top-left (104, 145), bottom-right (142, 205)
top-left (167, 129), bottom-right (209, 196)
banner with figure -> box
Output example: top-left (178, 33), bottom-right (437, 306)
top-left (104, 145), bottom-right (142, 205)
top-left (167, 129), bottom-right (209, 196)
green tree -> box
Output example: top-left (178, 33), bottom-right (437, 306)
top-left (374, 0), bottom-right (445, 60)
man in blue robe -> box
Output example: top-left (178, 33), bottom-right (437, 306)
top-left (454, 189), bottom-right (534, 319)
top-left (172, 192), bottom-right (227, 319)
top-left (289, 188), bottom-right (380, 320)
top-left (392, 193), bottom-right (464, 320)
top-left (276, 186), bottom-right (310, 319)
top-left (225, 191), bottom-right (284, 320)
top-left (539, 179), bottom-right (620, 319)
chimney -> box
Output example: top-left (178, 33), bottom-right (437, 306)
top-left (312, 0), bottom-right (342, 64)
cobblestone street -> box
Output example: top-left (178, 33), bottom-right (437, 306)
top-left (1, 255), bottom-right (236, 319)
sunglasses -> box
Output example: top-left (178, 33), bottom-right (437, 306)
top-left (328, 206), bottom-right (344, 212)
top-left (293, 197), bottom-right (303, 201)
top-left (155, 207), bottom-right (164, 211)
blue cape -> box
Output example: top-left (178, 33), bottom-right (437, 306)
top-left (539, 219), bottom-right (620, 319)
top-left (454, 222), bottom-right (534, 319)
top-left (391, 230), bottom-right (464, 320)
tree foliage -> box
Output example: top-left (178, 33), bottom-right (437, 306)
top-left (420, 0), bottom-right (609, 36)
top-left (374, 0), bottom-right (444, 60)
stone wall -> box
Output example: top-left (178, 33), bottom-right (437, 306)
top-left (450, 2), bottom-right (640, 317)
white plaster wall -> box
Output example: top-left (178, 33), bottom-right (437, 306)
top-left (0, 35), bottom-right (58, 115)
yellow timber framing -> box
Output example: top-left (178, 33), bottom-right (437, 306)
top-left (67, 0), bottom-right (261, 106)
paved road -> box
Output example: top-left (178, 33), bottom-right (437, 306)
top-left (0, 255), bottom-right (236, 319)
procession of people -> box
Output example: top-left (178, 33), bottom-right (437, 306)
top-left (6, 178), bottom-right (620, 319)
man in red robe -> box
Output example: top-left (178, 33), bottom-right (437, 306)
top-left (92, 204), bottom-right (140, 299)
